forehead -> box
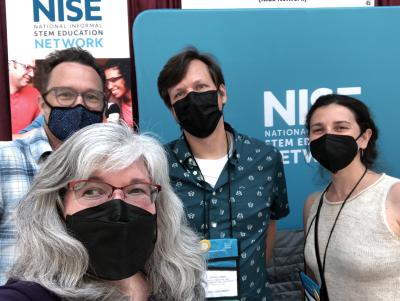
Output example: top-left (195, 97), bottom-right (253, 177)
top-left (170, 59), bottom-right (213, 89)
top-left (90, 159), bottom-right (150, 183)
top-left (12, 57), bottom-right (35, 65)
top-left (105, 67), bottom-right (122, 78)
top-left (47, 62), bottom-right (102, 91)
top-left (310, 103), bottom-right (357, 125)
top-left (184, 59), bottom-right (213, 82)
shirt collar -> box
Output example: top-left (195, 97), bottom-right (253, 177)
top-left (27, 127), bottom-right (53, 164)
top-left (172, 122), bottom-right (239, 168)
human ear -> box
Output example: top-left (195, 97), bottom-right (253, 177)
top-left (359, 128), bottom-right (372, 150)
top-left (218, 84), bottom-right (227, 104)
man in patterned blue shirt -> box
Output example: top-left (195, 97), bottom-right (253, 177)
top-left (157, 48), bottom-right (290, 301)
top-left (0, 47), bottom-right (106, 284)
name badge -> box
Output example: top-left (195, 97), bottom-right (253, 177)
top-left (201, 238), bottom-right (240, 300)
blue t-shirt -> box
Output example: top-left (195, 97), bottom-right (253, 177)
top-left (164, 123), bottom-right (290, 301)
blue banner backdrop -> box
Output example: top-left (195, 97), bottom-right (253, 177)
top-left (133, 7), bottom-right (400, 229)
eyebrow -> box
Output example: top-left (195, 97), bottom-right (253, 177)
top-left (310, 122), bottom-right (323, 129)
top-left (170, 79), bottom-right (209, 94)
top-left (88, 176), bottom-right (151, 184)
top-left (170, 87), bottom-right (184, 95)
top-left (310, 120), bottom-right (351, 128)
top-left (50, 86), bottom-right (103, 93)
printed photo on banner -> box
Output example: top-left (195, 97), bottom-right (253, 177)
top-left (5, 0), bottom-right (135, 137)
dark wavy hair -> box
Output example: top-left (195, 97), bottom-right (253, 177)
top-left (104, 58), bottom-right (132, 89)
top-left (305, 94), bottom-right (378, 168)
top-left (157, 47), bottom-right (225, 109)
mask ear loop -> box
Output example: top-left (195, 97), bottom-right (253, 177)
top-left (360, 148), bottom-right (364, 160)
top-left (355, 130), bottom-right (365, 141)
top-left (355, 130), bottom-right (366, 162)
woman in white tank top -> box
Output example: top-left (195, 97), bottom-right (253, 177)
top-left (302, 94), bottom-right (400, 301)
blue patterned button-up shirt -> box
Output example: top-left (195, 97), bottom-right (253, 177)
top-left (0, 128), bottom-right (51, 284)
top-left (165, 124), bottom-right (289, 301)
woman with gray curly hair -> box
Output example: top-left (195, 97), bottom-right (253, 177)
top-left (0, 123), bottom-right (205, 301)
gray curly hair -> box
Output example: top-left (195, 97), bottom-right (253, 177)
top-left (9, 123), bottom-right (205, 301)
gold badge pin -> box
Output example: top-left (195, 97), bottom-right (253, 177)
top-left (200, 239), bottom-right (211, 253)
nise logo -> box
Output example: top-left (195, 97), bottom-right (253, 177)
top-left (33, 0), bottom-right (102, 22)
top-left (264, 87), bottom-right (361, 127)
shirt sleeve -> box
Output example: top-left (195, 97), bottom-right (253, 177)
top-left (0, 146), bottom-right (25, 284)
top-left (0, 179), bottom-right (3, 221)
top-left (269, 149), bottom-right (290, 220)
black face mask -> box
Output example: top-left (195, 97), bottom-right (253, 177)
top-left (310, 133), bottom-right (361, 173)
top-left (65, 199), bottom-right (157, 280)
top-left (173, 90), bottom-right (222, 138)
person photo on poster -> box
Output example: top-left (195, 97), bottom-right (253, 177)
top-left (8, 56), bottom-right (41, 135)
top-left (104, 58), bottom-right (135, 127)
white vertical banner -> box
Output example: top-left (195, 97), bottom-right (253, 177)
top-left (6, 0), bottom-right (130, 59)
top-left (182, 0), bottom-right (374, 9)
top-left (5, 0), bottom-right (136, 135)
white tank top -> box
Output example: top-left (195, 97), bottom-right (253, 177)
top-left (304, 174), bottom-right (400, 301)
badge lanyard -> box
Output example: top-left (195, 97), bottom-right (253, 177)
top-left (183, 132), bottom-right (240, 300)
top-left (314, 167), bottom-right (368, 300)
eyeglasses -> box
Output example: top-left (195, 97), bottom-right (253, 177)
top-left (106, 75), bottom-right (124, 84)
top-left (68, 179), bottom-right (161, 207)
top-left (43, 87), bottom-right (106, 111)
top-left (11, 60), bottom-right (37, 73)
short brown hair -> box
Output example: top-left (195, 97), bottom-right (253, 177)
top-left (157, 47), bottom-right (225, 108)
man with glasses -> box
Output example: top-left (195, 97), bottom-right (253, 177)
top-left (0, 47), bottom-right (106, 284)
top-left (8, 57), bottom-right (41, 134)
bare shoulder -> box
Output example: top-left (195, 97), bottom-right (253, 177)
top-left (388, 181), bottom-right (400, 196)
top-left (386, 181), bottom-right (400, 236)
top-left (387, 182), bottom-right (400, 211)
top-left (303, 191), bottom-right (319, 227)
top-left (304, 192), bottom-right (319, 215)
